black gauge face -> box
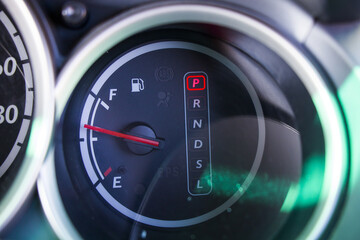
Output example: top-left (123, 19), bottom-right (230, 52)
top-left (78, 41), bottom-right (264, 226)
top-left (0, 5), bottom-right (33, 180)
top-left (62, 40), bottom-right (303, 235)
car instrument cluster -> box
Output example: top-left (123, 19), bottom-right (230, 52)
top-left (0, 0), bottom-right (359, 239)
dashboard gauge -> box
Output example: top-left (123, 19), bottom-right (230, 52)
top-left (76, 41), bottom-right (266, 227)
top-left (0, 8), bottom-right (33, 178)
top-left (38, 3), bottom-right (348, 240)
top-left (0, 0), bottom-right (54, 231)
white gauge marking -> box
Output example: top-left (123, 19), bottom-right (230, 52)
top-left (24, 88), bottom-right (34, 117)
top-left (0, 118), bottom-right (30, 177)
top-left (23, 62), bottom-right (34, 116)
top-left (17, 118), bottom-right (30, 144)
top-left (0, 11), bottom-right (16, 35)
top-left (100, 100), bottom-right (109, 110)
top-left (1, 12), bottom-right (29, 61)
top-left (23, 63), bottom-right (33, 88)
top-left (0, 145), bottom-right (20, 177)
top-left (79, 95), bottom-right (94, 138)
top-left (79, 95), bottom-right (98, 184)
top-left (89, 98), bottom-right (104, 180)
top-left (79, 141), bottom-right (99, 184)
top-left (90, 98), bottom-right (100, 126)
top-left (13, 35), bottom-right (28, 61)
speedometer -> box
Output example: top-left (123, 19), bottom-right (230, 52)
top-left (0, 0), bottom-right (54, 231)
top-left (0, 7), bottom-right (33, 178)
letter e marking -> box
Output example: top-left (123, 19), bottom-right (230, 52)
top-left (113, 176), bottom-right (122, 188)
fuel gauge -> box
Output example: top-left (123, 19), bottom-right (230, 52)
top-left (62, 40), bottom-right (295, 230)
top-left (39, 3), bottom-right (348, 240)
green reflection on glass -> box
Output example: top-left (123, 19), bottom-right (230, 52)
top-left (281, 154), bottom-right (325, 212)
top-left (329, 65), bottom-right (360, 240)
top-left (26, 117), bottom-right (41, 159)
top-left (206, 167), bottom-right (245, 198)
top-left (206, 167), bottom-right (295, 204)
top-left (280, 183), bottom-right (299, 213)
top-left (296, 154), bottom-right (324, 207)
top-left (199, 158), bottom-right (324, 212)
top-left (338, 66), bottom-right (360, 190)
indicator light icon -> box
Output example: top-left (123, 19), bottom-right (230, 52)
top-left (131, 78), bottom-right (145, 92)
top-left (186, 74), bottom-right (206, 91)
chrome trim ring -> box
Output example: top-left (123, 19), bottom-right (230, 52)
top-left (39, 3), bottom-right (347, 240)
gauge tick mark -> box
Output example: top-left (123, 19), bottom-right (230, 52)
top-left (100, 100), bottom-right (109, 110)
top-left (104, 167), bottom-right (112, 177)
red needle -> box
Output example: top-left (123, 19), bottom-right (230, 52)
top-left (84, 124), bottom-right (160, 147)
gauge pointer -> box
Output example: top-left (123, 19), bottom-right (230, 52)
top-left (84, 124), bottom-right (161, 148)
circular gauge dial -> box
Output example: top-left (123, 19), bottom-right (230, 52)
top-left (0, 0), bottom-right (53, 231)
top-left (40, 3), bottom-right (348, 240)
top-left (76, 41), bottom-right (266, 227)
top-left (0, 4), bottom-right (33, 180)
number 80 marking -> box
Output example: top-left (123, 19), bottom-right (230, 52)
top-left (0, 105), bottom-right (18, 124)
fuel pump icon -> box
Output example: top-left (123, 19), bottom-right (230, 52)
top-left (131, 78), bottom-right (145, 92)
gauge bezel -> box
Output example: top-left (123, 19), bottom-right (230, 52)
top-left (38, 3), bottom-right (348, 240)
top-left (0, 0), bottom-right (54, 231)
